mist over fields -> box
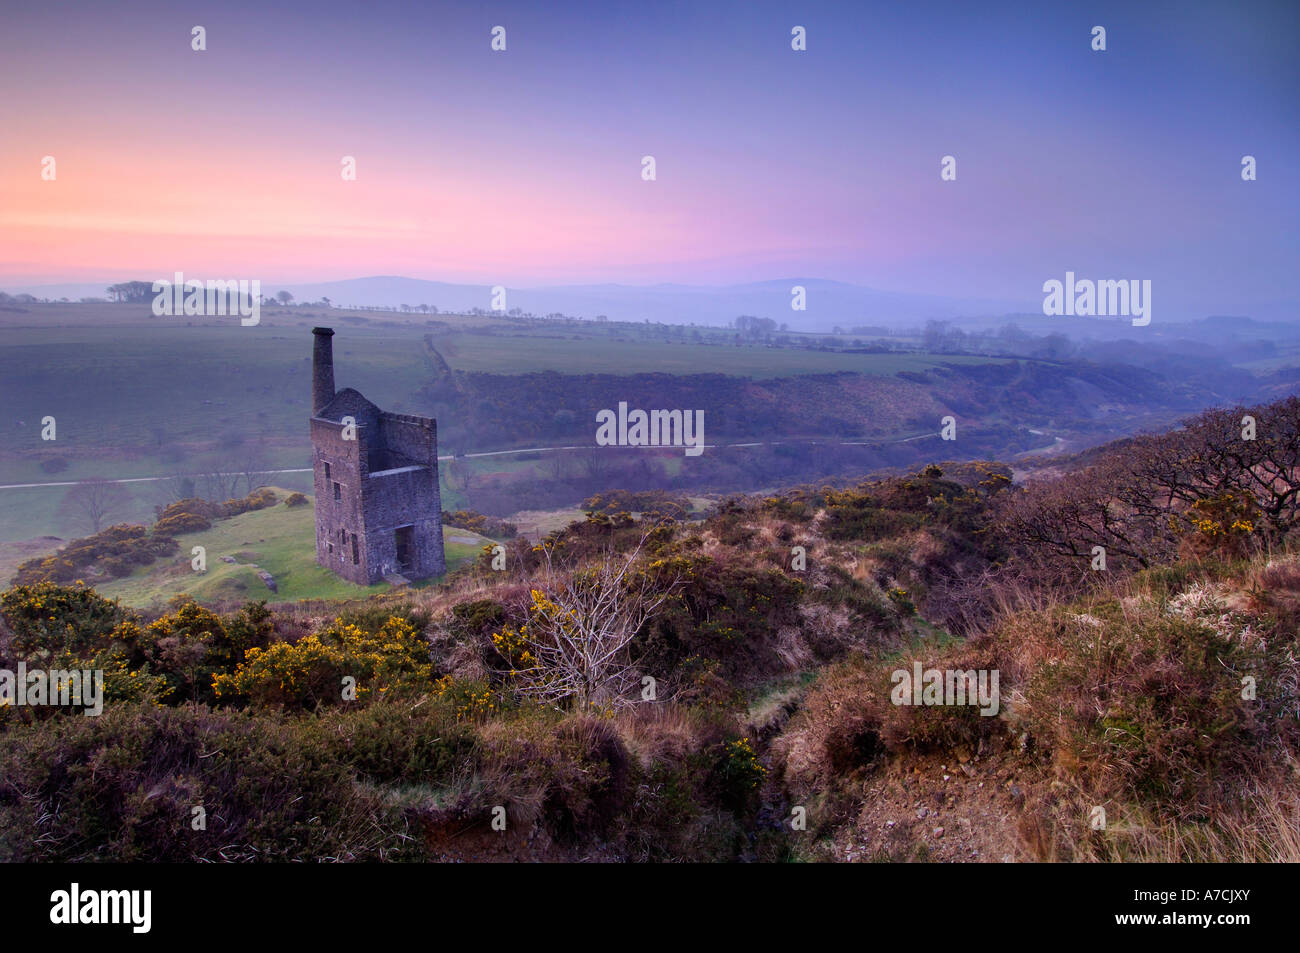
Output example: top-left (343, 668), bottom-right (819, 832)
top-left (1, 295), bottom-right (1297, 574)
top-left (12, 275), bottom-right (1300, 329)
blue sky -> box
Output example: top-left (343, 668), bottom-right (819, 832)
top-left (1, 0), bottom-right (1295, 318)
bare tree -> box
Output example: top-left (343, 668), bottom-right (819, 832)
top-left (575, 446), bottom-right (613, 483)
top-left (446, 456), bottom-right (474, 494)
top-left (1160, 398), bottom-right (1300, 536)
top-left (156, 472), bottom-right (199, 511)
top-left (172, 472), bottom-right (198, 501)
top-left (996, 395), bottom-right (1300, 576)
top-left (233, 439), bottom-right (272, 494)
top-left (197, 458), bottom-right (242, 501)
top-left (996, 458), bottom-right (1164, 574)
top-left (495, 529), bottom-right (683, 711)
top-left (60, 478), bottom-right (132, 535)
top-left (542, 449), bottom-right (573, 482)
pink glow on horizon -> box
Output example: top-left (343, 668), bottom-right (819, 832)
top-left (0, 119), bottom-right (950, 285)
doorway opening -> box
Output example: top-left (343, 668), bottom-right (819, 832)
top-left (394, 526), bottom-right (414, 573)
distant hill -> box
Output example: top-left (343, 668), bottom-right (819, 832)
top-left (275, 276), bottom-right (1037, 330)
top-left (2, 277), bottom-right (1036, 330)
top-left (9, 277), bottom-right (1296, 331)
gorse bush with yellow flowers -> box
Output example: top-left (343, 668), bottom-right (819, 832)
top-left (433, 675), bottom-right (503, 721)
top-left (1178, 493), bottom-right (1260, 561)
top-left (0, 645), bottom-right (169, 728)
top-left (1, 580), bottom-right (129, 658)
top-left (10, 524), bottom-right (179, 587)
top-left (212, 615), bottom-right (433, 710)
top-left (717, 737), bottom-right (767, 805)
top-left (1, 583), bottom-right (431, 720)
top-left (0, 585), bottom-right (262, 714)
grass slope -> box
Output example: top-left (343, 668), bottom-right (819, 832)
top-left (92, 489), bottom-right (490, 608)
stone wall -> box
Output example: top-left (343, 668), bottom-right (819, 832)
top-left (309, 328), bottom-right (445, 586)
top-left (312, 414), bottom-right (445, 585)
top-left (311, 417), bottom-right (373, 585)
top-left (362, 465), bottom-right (445, 580)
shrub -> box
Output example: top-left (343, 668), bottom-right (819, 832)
top-left (317, 699), bottom-right (474, 784)
top-left (212, 616), bottom-right (434, 710)
top-left (759, 493), bottom-right (813, 523)
top-left (448, 599), bottom-right (507, 640)
top-left (714, 516), bottom-right (757, 547)
top-left (338, 603), bottom-right (430, 638)
top-left (10, 525), bottom-right (178, 587)
top-left (473, 712), bottom-right (636, 843)
top-left (581, 491), bottom-right (690, 522)
top-left (1007, 593), bottom-right (1297, 818)
top-left (640, 557), bottom-right (806, 683)
top-left (132, 601), bottom-right (232, 705)
top-left (154, 512), bottom-right (212, 534)
top-left (441, 509), bottom-right (518, 539)
top-left (1178, 493), bottom-right (1260, 561)
top-left (10, 553), bottom-right (79, 586)
top-left (714, 737), bottom-right (766, 808)
top-left (156, 498), bottom-right (222, 523)
top-left (101, 556), bottom-right (134, 578)
top-left (433, 675), bottom-right (502, 721)
top-left (0, 581), bottom-right (132, 658)
top-left (0, 704), bottom-right (413, 862)
top-left (886, 587), bottom-right (916, 615)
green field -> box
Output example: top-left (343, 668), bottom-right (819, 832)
top-left (0, 469), bottom-right (317, 546)
top-left (0, 321), bottom-right (432, 473)
top-left (88, 489), bottom-right (491, 609)
top-left (0, 303), bottom-right (1006, 484)
top-left (0, 302), bottom-right (1015, 545)
top-left (432, 332), bottom-right (1005, 378)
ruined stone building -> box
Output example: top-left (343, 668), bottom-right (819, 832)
top-left (309, 327), bottom-right (445, 585)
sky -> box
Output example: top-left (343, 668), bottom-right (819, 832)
top-left (0, 0), bottom-right (1296, 318)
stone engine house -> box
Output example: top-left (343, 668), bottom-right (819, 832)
top-left (309, 327), bottom-right (446, 585)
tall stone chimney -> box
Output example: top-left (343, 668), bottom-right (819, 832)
top-left (312, 327), bottom-right (335, 414)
